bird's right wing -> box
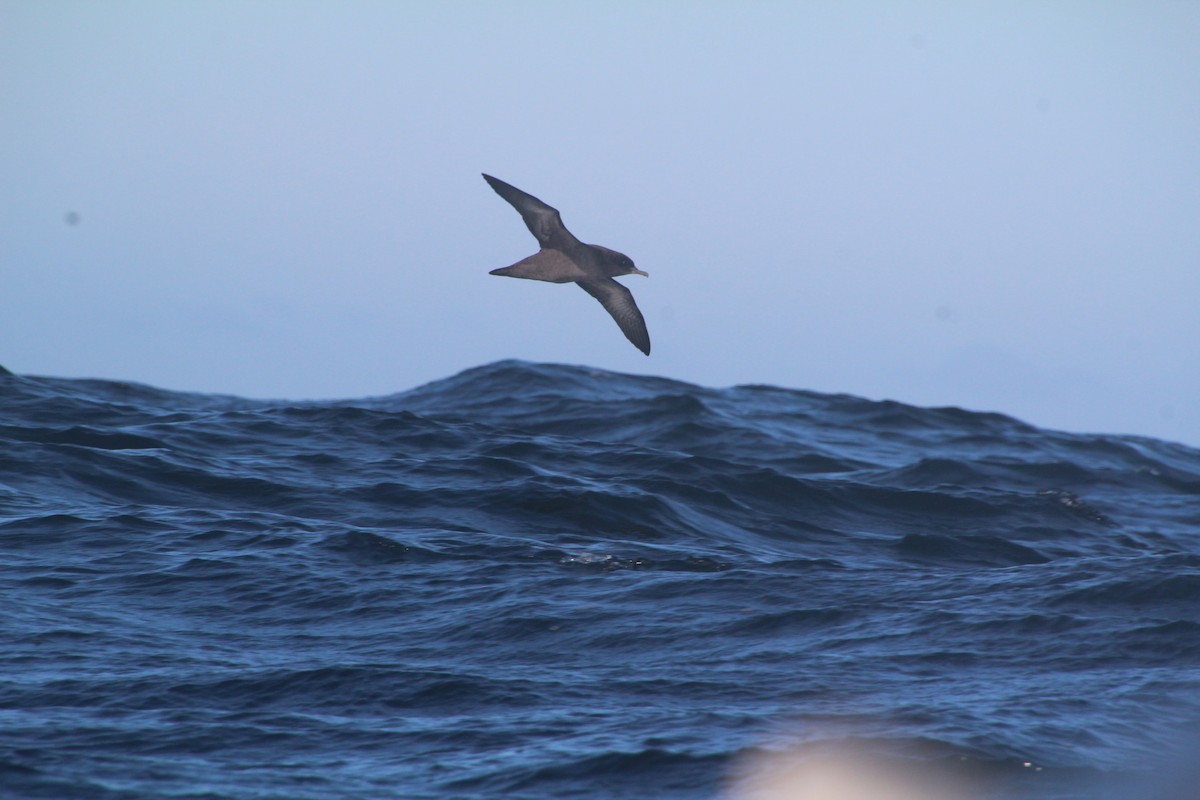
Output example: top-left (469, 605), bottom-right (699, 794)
top-left (578, 278), bottom-right (651, 355)
top-left (483, 174), bottom-right (580, 251)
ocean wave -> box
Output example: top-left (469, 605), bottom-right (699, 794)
top-left (3, 360), bottom-right (1199, 799)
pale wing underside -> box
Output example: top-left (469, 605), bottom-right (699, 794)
top-left (483, 174), bottom-right (580, 251)
top-left (578, 278), bottom-right (651, 355)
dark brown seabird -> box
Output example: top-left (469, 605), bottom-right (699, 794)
top-left (482, 174), bottom-right (650, 355)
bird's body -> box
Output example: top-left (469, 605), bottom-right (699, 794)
top-left (482, 174), bottom-right (651, 355)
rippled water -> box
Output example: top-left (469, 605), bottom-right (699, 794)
top-left (2, 360), bottom-right (1198, 799)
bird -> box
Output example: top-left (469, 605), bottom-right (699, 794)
top-left (482, 174), bottom-right (651, 355)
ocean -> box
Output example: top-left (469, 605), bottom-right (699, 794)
top-left (2, 359), bottom-right (1198, 800)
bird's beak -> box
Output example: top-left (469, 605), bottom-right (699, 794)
top-left (633, 268), bottom-right (649, 277)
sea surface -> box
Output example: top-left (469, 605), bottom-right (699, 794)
top-left (2, 360), bottom-right (1198, 800)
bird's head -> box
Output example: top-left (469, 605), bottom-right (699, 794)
top-left (617, 254), bottom-right (649, 278)
top-left (595, 245), bottom-right (649, 278)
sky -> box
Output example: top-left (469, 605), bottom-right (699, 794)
top-left (2, 2), bottom-right (1198, 445)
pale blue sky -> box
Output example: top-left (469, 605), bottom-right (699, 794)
top-left (3, 2), bottom-right (1198, 444)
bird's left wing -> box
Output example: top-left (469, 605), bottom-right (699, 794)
top-left (483, 174), bottom-right (581, 251)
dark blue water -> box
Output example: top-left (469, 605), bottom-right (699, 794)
top-left (2, 360), bottom-right (1198, 800)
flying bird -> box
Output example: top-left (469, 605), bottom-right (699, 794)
top-left (482, 174), bottom-right (651, 355)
